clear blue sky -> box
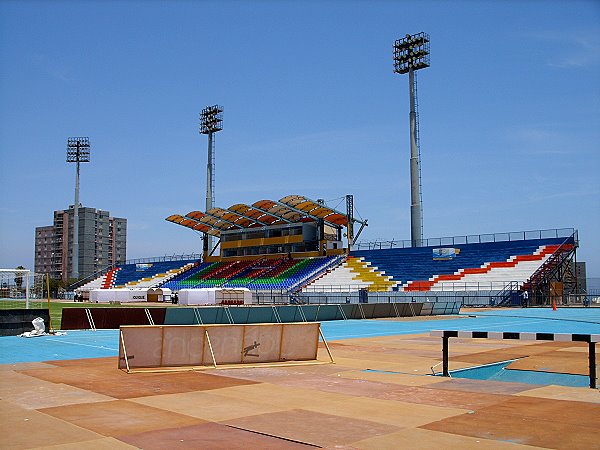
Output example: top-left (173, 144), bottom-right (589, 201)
top-left (1, 1), bottom-right (599, 276)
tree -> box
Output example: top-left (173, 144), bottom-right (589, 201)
top-left (47, 277), bottom-right (64, 298)
top-left (14, 265), bottom-right (26, 289)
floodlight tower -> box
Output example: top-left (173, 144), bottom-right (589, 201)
top-left (199, 105), bottom-right (223, 254)
top-left (66, 137), bottom-right (90, 279)
top-left (394, 32), bottom-right (430, 247)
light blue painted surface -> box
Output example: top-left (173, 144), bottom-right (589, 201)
top-left (0, 330), bottom-right (119, 364)
top-left (463, 307), bottom-right (600, 324)
top-left (323, 312), bottom-right (600, 340)
top-left (447, 361), bottom-right (590, 388)
top-left (1, 309), bottom-right (599, 366)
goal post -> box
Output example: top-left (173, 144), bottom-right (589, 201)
top-left (0, 269), bottom-right (46, 309)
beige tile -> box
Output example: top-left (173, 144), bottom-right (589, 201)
top-left (35, 437), bottom-right (138, 449)
top-left (302, 395), bottom-right (468, 428)
top-left (516, 385), bottom-right (600, 403)
top-left (333, 356), bottom-right (474, 374)
top-left (131, 390), bottom-right (288, 421)
top-left (224, 408), bottom-right (400, 448)
top-left (555, 346), bottom-right (590, 353)
top-left (331, 356), bottom-right (424, 373)
top-left (0, 362), bottom-right (56, 372)
top-left (353, 427), bottom-right (547, 449)
top-left (39, 399), bottom-right (205, 437)
top-left (336, 369), bottom-right (447, 387)
top-left (0, 399), bottom-right (105, 450)
top-left (210, 382), bottom-right (345, 409)
top-left (0, 371), bottom-right (114, 409)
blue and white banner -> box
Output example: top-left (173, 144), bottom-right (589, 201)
top-left (136, 263), bottom-right (153, 271)
top-left (433, 248), bottom-right (458, 260)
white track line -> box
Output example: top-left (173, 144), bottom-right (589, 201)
top-left (46, 339), bottom-right (118, 351)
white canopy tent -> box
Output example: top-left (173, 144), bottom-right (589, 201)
top-left (178, 288), bottom-right (252, 306)
top-left (90, 289), bottom-right (149, 303)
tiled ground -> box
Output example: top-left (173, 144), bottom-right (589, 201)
top-left (1, 327), bottom-right (599, 449)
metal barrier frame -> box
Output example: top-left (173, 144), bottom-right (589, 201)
top-left (431, 330), bottom-right (599, 389)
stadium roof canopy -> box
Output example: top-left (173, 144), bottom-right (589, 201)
top-left (166, 194), bottom-right (353, 237)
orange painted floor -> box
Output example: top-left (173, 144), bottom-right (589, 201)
top-left (1, 326), bottom-right (599, 449)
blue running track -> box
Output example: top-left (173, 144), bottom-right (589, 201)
top-left (1, 308), bottom-right (598, 364)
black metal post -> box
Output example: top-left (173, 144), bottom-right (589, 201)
top-left (589, 342), bottom-right (597, 389)
top-left (442, 336), bottom-right (449, 376)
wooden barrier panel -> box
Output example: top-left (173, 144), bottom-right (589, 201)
top-left (118, 322), bottom-right (331, 373)
top-left (61, 302), bottom-right (459, 331)
top-left (61, 307), bottom-right (166, 330)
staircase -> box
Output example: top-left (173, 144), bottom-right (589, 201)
top-left (101, 267), bottom-right (120, 289)
top-left (346, 257), bottom-right (396, 292)
top-left (521, 240), bottom-right (576, 302)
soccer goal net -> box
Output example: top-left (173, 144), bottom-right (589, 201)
top-left (0, 269), bottom-right (46, 309)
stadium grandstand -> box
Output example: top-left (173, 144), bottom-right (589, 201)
top-left (72, 193), bottom-right (580, 308)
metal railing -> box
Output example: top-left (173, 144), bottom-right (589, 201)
top-left (124, 253), bottom-right (202, 265)
top-left (301, 280), bottom-right (526, 293)
top-left (354, 228), bottom-right (577, 251)
top-left (250, 285), bottom-right (600, 308)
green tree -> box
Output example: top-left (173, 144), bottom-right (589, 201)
top-left (47, 277), bottom-right (64, 298)
top-left (14, 265), bottom-right (26, 289)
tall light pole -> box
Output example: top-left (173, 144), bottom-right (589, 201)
top-left (394, 32), bottom-right (430, 247)
top-left (66, 137), bottom-right (90, 279)
top-left (199, 105), bottom-right (223, 255)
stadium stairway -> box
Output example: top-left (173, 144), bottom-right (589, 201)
top-left (78, 274), bottom-right (107, 292)
top-left (303, 258), bottom-right (369, 292)
top-left (346, 257), bottom-right (396, 291)
top-left (160, 262), bottom-right (215, 290)
top-left (303, 256), bottom-right (394, 292)
top-left (286, 256), bottom-right (341, 291)
top-left (101, 267), bottom-right (120, 289)
top-left (520, 242), bottom-right (576, 294)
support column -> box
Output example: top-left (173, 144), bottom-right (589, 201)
top-left (205, 132), bottom-right (214, 253)
top-left (72, 160), bottom-right (80, 279)
top-left (589, 341), bottom-right (597, 389)
top-left (442, 336), bottom-right (449, 377)
top-left (409, 69), bottom-right (422, 247)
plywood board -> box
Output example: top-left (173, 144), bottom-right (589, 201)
top-left (118, 326), bottom-right (162, 369)
top-left (204, 325), bottom-right (245, 365)
top-left (241, 324), bottom-right (282, 363)
top-left (281, 322), bottom-right (319, 361)
top-left (119, 323), bottom-right (327, 372)
top-left (162, 326), bottom-right (206, 367)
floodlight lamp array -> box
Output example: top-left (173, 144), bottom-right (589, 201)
top-left (393, 32), bottom-right (430, 74)
top-left (199, 105), bottom-right (224, 134)
top-left (66, 137), bottom-right (91, 163)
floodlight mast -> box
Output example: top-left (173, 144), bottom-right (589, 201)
top-left (199, 105), bottom-right (223, 256)
top-left (66, 137), bottom-right (90, 279)
top-left (394, 32), bottom-right (430, 247)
